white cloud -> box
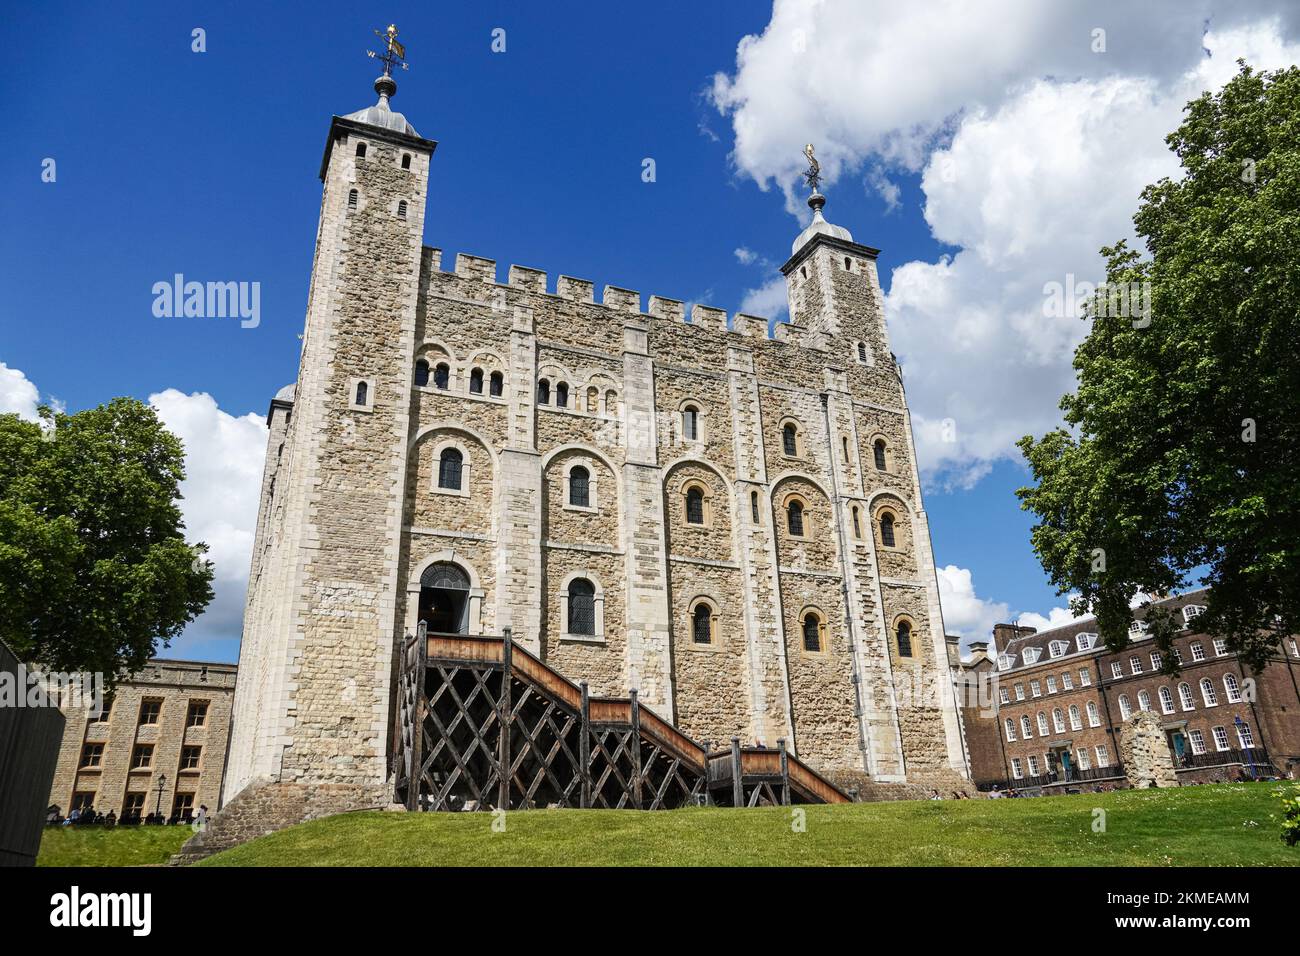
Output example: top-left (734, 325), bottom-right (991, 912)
top-left (734, 246), bottom-right (760, 265)
top-left (712, 3), bottom-right (1300, 485)
top-left (738, 275), bottom-right (789, 322)
top-left (149, 389), bottom-right (267, 658)
top-left (937, 565), bottom-right (1010, 642)
top-left (939, 564), bottom-right (1085, 649)
top-left (1017, 605), bottom-right (1087, 633)
top-left (0, 361), bottom-right (41, 421)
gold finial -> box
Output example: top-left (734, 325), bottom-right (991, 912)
top-left (367, 23), bottom-right (409, 77)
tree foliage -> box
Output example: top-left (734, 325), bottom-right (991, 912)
top-left (1018, 63), bottom-right (1300, 673)
top-left (0, 398), bottom-right (214, 678)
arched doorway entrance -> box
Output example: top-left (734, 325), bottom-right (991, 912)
top-left (419, 562), bottom-right (471, 634)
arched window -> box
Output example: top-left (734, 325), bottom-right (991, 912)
top-left (556, 382), bottom-right (569, 407)
top-left (802, 612), bottom-right (823, 653)
top-left (587, 387), bottom-right (598, 413)
top-left (605, 390), bottom-right (617, 415)
top-left (750, 491), bottom-right (760, 524)
top-left (569, 466), bottom-right (590, 508)
top-left (682, 405), bottom-right (699, 441)
top-left (1178, 682), bottom-right (1195, 710)
top-left (879, 511), bottom-right (896, 548)
top-left (782, 423), bottom-right (798, 457)
top-left (567, 579), bottom-right (595, 635)
top-left (1069, 704), bottom-right (1082, 730)
top-left (1052, 708), bottom-right (1066, 733)
top-left (1036, 712), bottom-right (1049, 736)
top-left (537, 379), bottom-right (550, 404)
top-left (873, 439), bottom-right (887, 470)
top-left (692, 603), bottom-right (713, 645)
top-left (401, 153), bottom-right (412, 170)
top-left (1119, 695), bottom-right (1132, 720)
top-left (1223, 673), bottom-right (1242, 702)
top-left (1138, 689), bottom-right (1151, 711)
top-left (857, 341), bottom-right (868, 363)
top-left (355, 142), bottom-right (367, 158)
top-left (1159, 686), bottom-right (1175, 714)
top-left (414, 360), bottom-right (430, 387)
top-left (354, 381), bottom-right (368, 406)
top-left (437, 448), bottom-right (463, 490)
top-left (1086, 701), bottom-right (1100, 726)
top-left (851, 505), bottom-right (862, 539)
top-left (489, 371), bottom-right (504, 397)
top-left (896, 620), bottom-right (913, 657)
top-left (1022, 715), bottom-right (1034, 738)
top-left (397, 200), bottom-right (408, 220)
top-left (1005, 718), bottom-right (1016, 742)
top-left (844, 256), bottom-right (852, 270)
top-left (787, 499), bottom-right (805, 537)
top-left (433, 363), bottom-right (450, 390)
top-left (347, 189), bottom-right (358, 210)
top-left (469, 368), bottom-right (484, 394)
top-left (685, 486), bottom-right (705, 525)
top-left (1200, 678), bottom-right (1218, 707)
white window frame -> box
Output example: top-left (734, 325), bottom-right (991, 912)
top-left (1036, 712), bottom-right (1049, 736)
top-left (1119, 695), bottom-right (1132, 721)
top-left (1021, 715), bottom-right (1034, 739)
top-left (1110, 662), bottom-right (1124, 679)
top-left (1129, 655), bottom-right (1143, 675)
top-left (557, 571), bottom-right (606, 644)
top-left (1159, 686), bottom-right (1175, 714)
top-left (1138, 690), bottom-right (1151, 712)
top-left (1200, 678), bottom-right (1218, 707)
top-left (1076, 632), bottom-right (1097, 651)
top-left (1223, 673), bottom-right (1242, 703)
top-left (1212, 726), bottom-right (1230, 751)
top-left (1061, 672), bottom-right (1073, 690)
top-left (1076, 747), bottom-right (1091, 771)
top-left (1052, 709), bottom-right (1066, 734)
top-left (1190, 641), bottom-right (1206, 662)
top-left (1079, 668), bottom-right (1092, 686)
top-left (1213, 639), bottom-right (1228, 657)
top-left (1030, 680), bottom-right (1042, 698)
top-left (1068, 705), bottom-right (1082, 731)
top-left (1027, 755), bottom-right (1039, 776)
top-left (1046, 676), bottom-right (1058, 694)
top-left (1014, 683), bottom-right (1025, 701)
top-left (1005, 718), bottom-right (1016, 742)
top-left (561, 459), bottom-right (600, 514)
top-left (1086, 701), bottom-right (1101, 727)
top-left (1011, 757), bottom-right (1023, 779)
top-left (1188, 729), bottom-right (1206, 755)
top-left (1048, 640), bottom-right (1068, 658)
top-left (1178, 682), bottom-right (1195, 711)
top-left (1237, 722), bottom-right (1254, 749)
top-left (999, 687), bottom-right (1010, 705)
top-left (1095, 745), bottom-right (1110, 767)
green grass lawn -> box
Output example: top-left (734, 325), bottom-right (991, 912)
top-left (193, 782), bottom-right (1299, 867)
top-left (37, 824), bottom-right (192, 867)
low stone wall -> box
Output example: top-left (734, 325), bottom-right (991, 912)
top-left (171, 780), bottom-right (395, 865)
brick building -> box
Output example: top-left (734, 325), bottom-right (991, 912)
top-left (958, 591), bottom-right (1300, 793)
top-left (223, 51), bottom-right (969, 816)
top-left (47, 659), bottom-right (235, 822)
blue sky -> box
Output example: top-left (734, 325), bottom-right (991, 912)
top-left (5, 1), bottom-right (1296, 663)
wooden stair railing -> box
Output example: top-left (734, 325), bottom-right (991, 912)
top-left (397, 628), bottom-right (850, 811)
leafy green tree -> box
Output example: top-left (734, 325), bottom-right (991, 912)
top-left (1018, 63), bottom-right (1300, 673)
top-left (0, 398), bottom-right (214, 678)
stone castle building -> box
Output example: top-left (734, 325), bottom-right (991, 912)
top-left (223, 60), bottom-right (968, 812)
top-left (48, 659), bottom-right (235, 822)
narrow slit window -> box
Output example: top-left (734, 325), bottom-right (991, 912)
top-left (469, 368), bottom-right (484, 394)
top-left (569, 466), bottom-right (590, 508)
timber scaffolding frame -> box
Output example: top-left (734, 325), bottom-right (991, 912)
top-left (392, 625), bottom-right (852, 811)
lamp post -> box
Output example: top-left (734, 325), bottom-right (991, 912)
top-left (154, 773), bottom-right (167, 817)
top-left (1233, 716), bottom-right (1257, 779)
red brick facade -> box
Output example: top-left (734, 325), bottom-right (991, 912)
top-left (958, 591), bottom-right (1300, 793)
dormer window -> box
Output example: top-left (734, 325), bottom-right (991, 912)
top-left (1021, 647), bottom-right (1041, 665)
top-left (1048, 640), bottom-right (1068, 658)
top-left (1182, 604), bottom-right (1206, 624)
top-left (1129, 620), bottom-right (1149, 635)
top-left (1076, 632), bottom-right (1097, 651)
top-left (997, 654), bottom-right (1013, 671)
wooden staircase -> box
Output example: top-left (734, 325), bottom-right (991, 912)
top-left (393, 627), bottom-right (851, 811)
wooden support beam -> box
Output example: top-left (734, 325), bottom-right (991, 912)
top-left (579, 682), bottom-right (591, 809)
top-left (498, 627), bottom-right (513, 810)
top-left (410, 622), bottom-right (428, 811)
top-left (778, 738), bottom-right (791, 806)
top-left (630, 689), bottom-right (644, 810)
top-left (730, 737), bottom-right (743, 808)
top-left (701, 741), bottom-right (712, 806)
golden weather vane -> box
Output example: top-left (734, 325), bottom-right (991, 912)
top-left (367, 24), bottom-right (409, 76)
top-left (802, 143), bottom-right (822, 194)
